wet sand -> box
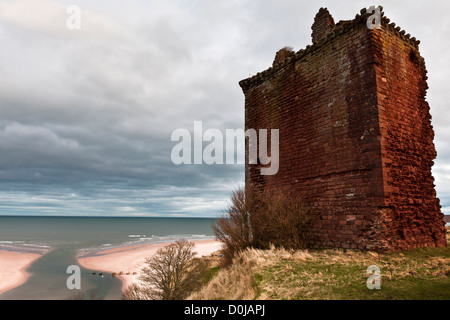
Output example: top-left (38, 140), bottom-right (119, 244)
top-left (77, 240), bottom-right (221, 292)
top-left (0, 250), bottom-right (42, 295)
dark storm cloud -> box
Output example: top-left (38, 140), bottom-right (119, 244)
top-left (0, 0), bottom-right (449, 216)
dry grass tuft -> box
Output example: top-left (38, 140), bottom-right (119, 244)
top-left (187, 248), bottom-right (260, 300)
top-left (187, 246), bottom-right (314, 300)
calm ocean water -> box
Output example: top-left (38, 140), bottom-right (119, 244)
top-left (0, 216), bottom-right (217, 300)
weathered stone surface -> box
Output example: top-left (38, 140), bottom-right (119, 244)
top-left (240, 7), bottom-right (447, 251)
top-left (311, 8), bottom-right (335, 44)
top-left (273, 47), bottom-right (295, 67)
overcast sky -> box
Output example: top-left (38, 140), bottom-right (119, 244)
top-left (0, 0), bottom-right (449, 217)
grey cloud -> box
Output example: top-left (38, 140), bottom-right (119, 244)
top-left (0, 0), bottom-right (448, 217)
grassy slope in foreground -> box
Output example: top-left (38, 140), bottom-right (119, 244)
top-left (190, 227), bottom-right (450, 300)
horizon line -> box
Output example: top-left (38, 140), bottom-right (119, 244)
top-left (0, 214), bottom-right (218, 219)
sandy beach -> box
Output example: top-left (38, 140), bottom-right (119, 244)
top-left (0, 250), bottom-right (42, 295)
top-left (78, 239), bottom-right (222, 292)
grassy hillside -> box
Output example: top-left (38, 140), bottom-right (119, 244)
top-left (189, 226), bottom-right (450, 300)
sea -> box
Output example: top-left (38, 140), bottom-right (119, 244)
top-left (0, 216), bottom-right (217, 300)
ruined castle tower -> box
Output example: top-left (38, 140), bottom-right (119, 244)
top-left (240, 7), bottom-right (447, 251)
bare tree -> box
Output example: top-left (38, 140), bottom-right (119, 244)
top-left (251, 188), bottom-right (310, 250)
top-left (213, 186), bottom-right (310, 266)
top-left (122, 283), bottom-right (153, 300)
top-left (123, 240), bottom-right (207, 300)
top-left (213, 186), bottom-right (253, 266)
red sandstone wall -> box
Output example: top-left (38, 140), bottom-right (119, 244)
top-left (372, 26), bottom-right (447, 249)
top-left (242, 21), bottom-right (385, 250)
top-left (241, 8), bottom-right (447, 251)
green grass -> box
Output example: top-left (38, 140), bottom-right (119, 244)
top-left (253, 246), bottom-right (450, 300)
top-left (202, 266), bottom-right (221, 284)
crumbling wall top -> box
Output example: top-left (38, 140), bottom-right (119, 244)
top-left (311, 8), bottom-right (335, 43)
top-left (239, 7), bottom-right (423, 93)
